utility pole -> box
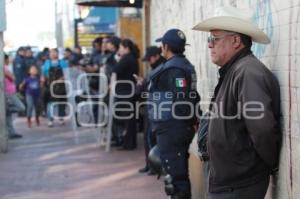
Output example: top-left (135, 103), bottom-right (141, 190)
top-left (0, 0), bottom-right (8, 153)
top-left (55, 0), bottom-right (64, 48)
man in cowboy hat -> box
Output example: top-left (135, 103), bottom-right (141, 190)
top-left (193, 6), bottom-right (281, 199)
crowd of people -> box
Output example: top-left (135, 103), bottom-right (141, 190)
top-left (5, 36), bottom-right (143, 144)
top-left (4, 46), bottom-right (76, 138)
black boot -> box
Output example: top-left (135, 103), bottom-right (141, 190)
top-left (171, 191), bottom-right (191, 199)
top-left (138, 166), bottom-right (149, 173)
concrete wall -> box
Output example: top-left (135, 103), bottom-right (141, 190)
top-left (149, 0), bottom-right (300, 198)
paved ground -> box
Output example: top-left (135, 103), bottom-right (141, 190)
top-left (0, 118), bottom-right (166, 199)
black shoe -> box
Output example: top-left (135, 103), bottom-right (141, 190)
top-left (170, 192), bottom-right (191, 199)
top-left (111, 138), bottom-right (124, 147)
top-left (116, 147), bottom-right (135, 151)
top-left (147, 170), bottom-right (156, 176)
top-left (139, 166), bottom-right (149, 173)
top-left (9, 133), bottom-right (23, 139)
top-left (122, 146), bottom-right (136, 151)
top-left (111, 142), bottom-right (122, 147)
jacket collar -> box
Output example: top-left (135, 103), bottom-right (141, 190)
top-left (151, 56), bottom-right (166, 70)
top-left (219, 47), bottom-right (252, 78)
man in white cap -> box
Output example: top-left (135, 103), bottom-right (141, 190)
top-left (193, 6), bottom-right (281, 199)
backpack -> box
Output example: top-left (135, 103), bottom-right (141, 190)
top-left (47, 63), bottom-right (66, 97)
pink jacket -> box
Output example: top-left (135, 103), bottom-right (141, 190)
top-left (4, 64), bottom-right (17, 95)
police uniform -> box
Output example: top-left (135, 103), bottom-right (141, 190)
top-left (148, 53), bottom-right (200, 198)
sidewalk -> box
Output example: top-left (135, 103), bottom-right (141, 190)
top-left (0, 118), bottom-right (166, 199)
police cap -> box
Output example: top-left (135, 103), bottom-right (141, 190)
top-left (142, 46), bottom-right (161, 61)
top-left (155, 29), bottom-right (188, 51)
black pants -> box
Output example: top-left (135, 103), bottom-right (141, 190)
top-left (206, 177), bottom-right (270, 199)
top-left (113, 97), bottom-right (137, 149)
top-left (143, 118), bottom-right (156, 167)
top-left (156, 125), bottom-right (194, 198)
top-left (122, 116), bottom-right (137, 149)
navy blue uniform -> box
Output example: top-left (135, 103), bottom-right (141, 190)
top-left (13, 55), bottom-right (26, 89)
top-left (24, 56), bottom-right (37, 72)
top-left (148, 55), bottom-right (200, 198)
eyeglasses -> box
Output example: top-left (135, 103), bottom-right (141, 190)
top-left (207, 33), bottom-right (236, 45)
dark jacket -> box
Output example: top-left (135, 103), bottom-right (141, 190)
top-left (113, 53), bottom-right (139, 96)
top-left (136, 56), bottom-right (166, 97)
top-left (148, 55), bottom-right (200, 131)
top-left (104, 52), bottom-right (118, 82)
top-left (24, 56), bottom-right (37, 72)
top-left (88, 50), bottom-right (102, 66)
top-left (13, 55), bottom-right (26, 87)
top-left (208, 49), bottom-right (281, 192)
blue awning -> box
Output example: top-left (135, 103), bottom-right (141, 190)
top-left (79, 7), bottom-right (118, 34)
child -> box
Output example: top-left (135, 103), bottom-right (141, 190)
top-left (20, 65), bottom-right (41, 128)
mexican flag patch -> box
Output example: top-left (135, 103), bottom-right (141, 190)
top-left (176, 78), bottom-right (187, 88)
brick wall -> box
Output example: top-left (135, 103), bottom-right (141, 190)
top-left (149, 0), bottom-right (300, 198)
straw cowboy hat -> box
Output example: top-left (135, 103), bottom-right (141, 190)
top-left (192, 6), bottom-right (270, 44)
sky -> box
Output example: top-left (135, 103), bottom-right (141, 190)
top-left (4, 0), bottom-right (57, 50)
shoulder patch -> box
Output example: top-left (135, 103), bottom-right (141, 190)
top-left (176, 78), bottom-right (187, 88)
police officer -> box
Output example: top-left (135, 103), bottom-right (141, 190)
top-left (148, 29), bottom-right (200, 199)
top-left (24, 46), bottom-right (37, 72)
top-left (135, 46), bottom-right (166, 174)
top-left (13, 47), bottom-right (26, 91)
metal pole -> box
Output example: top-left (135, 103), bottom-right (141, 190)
top-left (55, 0), bottom-right (58, 47)
top-left (0, 0), bottom-right (8, 153)
top-left (0, 31), bottom-right (8, 153)
top-left (105, 73), bottom-right (116, 152)
top-left (55, 0), bottom-right (64, 48)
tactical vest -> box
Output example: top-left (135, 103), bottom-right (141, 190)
top-left (147, 55), bottom-right (199, 127)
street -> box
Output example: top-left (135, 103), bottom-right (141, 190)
top-left (0, 118), bottom-right (165, 199)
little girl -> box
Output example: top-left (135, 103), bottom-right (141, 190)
top-left (20, 65), bottom-right (41, 128)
